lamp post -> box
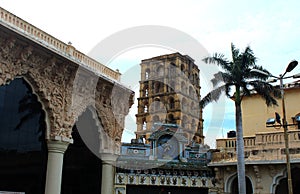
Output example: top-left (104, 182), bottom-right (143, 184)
top-left (251, 60), bottom-right (299, 194)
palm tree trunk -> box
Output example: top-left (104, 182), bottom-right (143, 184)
top-left (235, 87), bottom-right (246, 194)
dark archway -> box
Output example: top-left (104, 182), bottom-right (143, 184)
top-left (61, 109), bottom-right (102, 194)
top-left (231, 176), bottom-right (253, 194)
top-left (275, 167), bottom-right (300, 194)
top-left (0, 78), bottom-right (47, 194)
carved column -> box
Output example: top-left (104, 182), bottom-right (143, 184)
top-left (253, 165), bottom-right (263, 193)
top-left (101, 153), bottom-right (118, 194)
top-left (45, 139), bottom-right (70, 194)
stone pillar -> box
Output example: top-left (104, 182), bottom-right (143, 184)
top-left (101, 153), bottom-right (118, 194)
top-left (45, 140), bottom-right (69, 194)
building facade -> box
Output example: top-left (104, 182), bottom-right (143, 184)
top-left (0, 7), bottom-right (133, 194)
top-left (210, 81), bottom-right (300, 194)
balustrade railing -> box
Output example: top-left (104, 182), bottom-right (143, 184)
top-left (217, 130), bottom-right (300, 150)
top-left (0, 7), bottom-right (120, 81)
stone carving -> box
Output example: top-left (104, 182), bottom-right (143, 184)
top-left (172, 177), bottom-right (177, 185)
top-left (253, 165), bottom-right (263, 192)
top-left (129, 175), bottom-right (135, 184)
top-left (117, 174), bottom-right (124, 184)
top-left (181, 178), bottom-right (187, 186)
top-left (201, 178), bottom-right (206, 186)
top-left (166, 177), bottom-right (171, 185)
top-left (191, 178), bottom-right (197, 186)
top-left (268, 165), bottom-right (277, 177)
top-left (151, 176), bottom-right (156, 184)
top-left (140, 176), bottom-right (146, 184)
top-left (213, 167), bottom-right (225, 190)
top-left (0, 32), bottom-right (133, 143)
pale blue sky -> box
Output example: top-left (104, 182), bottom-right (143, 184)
top-left (1, 0), bottom-right (300, 147)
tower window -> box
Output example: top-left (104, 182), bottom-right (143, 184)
top-left (145, 69), bottom-right (150, 80)
top-left (157, 65), bottom-right (164, 76)
top-left (169, 97), bottom-right (175, 109)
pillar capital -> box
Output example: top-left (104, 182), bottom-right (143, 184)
top-left (100, 153), bottom-right (119, 165)
top-left (47, 139), bottom-right (70, 154)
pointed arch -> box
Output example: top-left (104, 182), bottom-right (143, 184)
top-left (225, 172), bottom-right (254, 194)
top-left (3, 77), bottom-right (50, 138)
top-left (0, 77), bottom-right (48, 193)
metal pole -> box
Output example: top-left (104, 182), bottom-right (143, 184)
top-left (280, 75), bottom-right (293, 194)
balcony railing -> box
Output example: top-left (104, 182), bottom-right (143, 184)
top-left (0, 7), bottom-right (121, 81)
top-left (212, 130), bottom-right (300, 163)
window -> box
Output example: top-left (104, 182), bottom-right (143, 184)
top-left (145, 68), bottom-right (150, 80)
top-left (168, 114), bottom-right (176, 124)
top-left (157, 65), bottom-right (164, 76)
top-left (169, 97), bottom-right (175, 109)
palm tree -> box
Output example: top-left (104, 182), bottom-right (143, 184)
top-left (201, 43), bottom-right (280, 194)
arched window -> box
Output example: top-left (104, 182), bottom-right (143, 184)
top-left (157, 65), bottom-right (164, 76)
top-left (145, 68), bottom-right (150, 80)
top-left (143, 85), bottom-right (149, 97)
top-left (182, 115), bottom-right (188, 128)
top-left (154, 82), bottom-right (163, 94)
top-left (182, 98), bottom-right (188, 112)
top-left (168, 114), bottom-right (176, 124)
top-left (169, 62), bottom-right (177, 76)
top-left (142, 119), bottom-right (147, 130)
top-left (189, 86), bottom-right (194, 97)
top-left (169, 97), bottom-right (175, 109)
top-left (181, 64), bottom-right (185, 72)
top-left (181, 81), bottom-right (187, 94)
top-left (191, 101), bottom-right (195, 114)
top-left (191, 119), bottom-right (197, 131)
top-left (144, 105), bottom-right (148, 113)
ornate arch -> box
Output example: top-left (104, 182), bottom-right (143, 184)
top-left (0, 30), bottom-right (134, 146)
top-left (270, 166), bottom-right (286, 193)
top-left (225, 172), bottom-right (254, 194)
top-left (0, 33), bottom-right (78, 140)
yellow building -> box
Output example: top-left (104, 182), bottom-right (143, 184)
top-left (210, 81), bottom-right (300, 194)
top-left (242, 82), bottom-right (300, 137)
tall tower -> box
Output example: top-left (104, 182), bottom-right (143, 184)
top-left (135, 53), bottom-right (204, 144)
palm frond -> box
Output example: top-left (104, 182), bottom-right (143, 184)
top-left (200, 85), bottom-right (226, 108)
top-left (202, 53), bottom-right (231, 72)
top-left (211, 72), bottom-right (235, 87)
top-left (245, 64), bottom-right (269, 80)
top-left (240, 45), bottom-right (256, 69)
top-left (231, 43), bottom-right (240, 64)
top-left (249, 81), bottom-right (281, 106)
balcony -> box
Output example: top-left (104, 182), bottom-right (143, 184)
top-left (211, 130), bottom-right (300, 165)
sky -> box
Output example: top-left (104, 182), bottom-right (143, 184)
top-left (1, 0), bottom-right (300, 147)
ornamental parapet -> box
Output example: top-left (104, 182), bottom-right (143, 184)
top-left (211, 130), bottom-right (300, 164)
top-left (115, 171), bottom-right (215, 188)
top-left (0, 7), bottom-right (121, 81)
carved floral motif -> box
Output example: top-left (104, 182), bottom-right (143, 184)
top-left (0, 31), bottom-right (133, 146)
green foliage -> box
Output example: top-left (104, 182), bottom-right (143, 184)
top-left (200, 43), bottom-right (280, 108)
